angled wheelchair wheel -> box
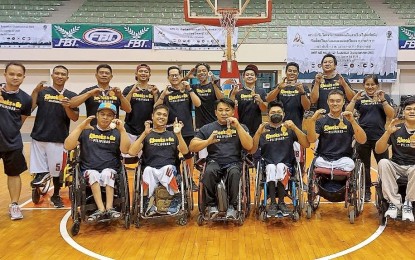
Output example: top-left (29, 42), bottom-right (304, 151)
top-left (71, 221), bottom-right (80, 236)
top-left (32, 188), bottom-right (41, 204)
top-left (355, 160), bottom-right (365, 216)
top-left (254, 161), bottom-right (263, 219)
top-left (132, 165), bottom-right (142, 226)
top-left (306, 204), bottom-right (312, 219)
top-left (197, 214), bottom-right (204, 226)
top-left (40, 177), bottom-right (51, 195)
top-left (348, 206), bottom-right (355, 224)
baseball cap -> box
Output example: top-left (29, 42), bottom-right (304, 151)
top-left (97, 102), bottom-right (117, 114)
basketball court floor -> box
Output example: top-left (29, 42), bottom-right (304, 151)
top-left (1, 118), bottom-right (415, 259)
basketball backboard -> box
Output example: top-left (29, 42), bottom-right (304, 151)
top-left (184, 0), bottom-right (272, 27)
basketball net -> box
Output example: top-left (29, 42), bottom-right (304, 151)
top-left (218, 8), bottom-right (239, 68)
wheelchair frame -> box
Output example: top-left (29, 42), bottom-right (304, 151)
top-left (66, 148), bottom-right (131, 236)
top-left (196, 157), bottom-right (251, 226)
top-left (306, 156), bottom-right (365, 224)
top-left (374, 177), bottom-right (415, 225)
top-left (254, 159), bottom-right (305, 222)
top-left (131, 157), bottom-right (193, 227)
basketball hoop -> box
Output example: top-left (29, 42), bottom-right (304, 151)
top-left (217, 8), bottom-right (239, 36)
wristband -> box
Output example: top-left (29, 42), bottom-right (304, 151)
top-left (381, 99), bottom-right (387, 103)
top-left (299, 92), bottom-right (306, 96)
top-left (187, 88), bottom-right (194, 92)
top-left (213, 79), bottom-right (220, 86)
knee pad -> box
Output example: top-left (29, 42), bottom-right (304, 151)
top-left (217, 180), bottom-right (228, 212)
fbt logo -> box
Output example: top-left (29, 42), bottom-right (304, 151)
top-left (401, 40), bottom-right (415, 49)
top-left (83, 28), bottom-right (123, 46)
top-left (55, 38), bottom-right (77, 47)
top-left (124, 40), bottom-right (150, 48)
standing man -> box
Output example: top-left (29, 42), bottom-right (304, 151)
top-left (266, 62), bottom-right (310, 130)
top-left (184, 63), bottom-right (224, 130)
top-left (230, 64), bottom-right (267, 136)
top-left (310, 54), bottom-right (355, 111)
top-left (123, 64), bottom-right (159, 153)
top-left (154, 66), bottom-right (201, 191)
top-left (69, 64), bottom-right (131, 125)
top-left (375, 97), bottom-right (415, 222)
top-left (0, 62), bottom-right (32, 220)
top-left (30, 65), bottom-right (79, 208)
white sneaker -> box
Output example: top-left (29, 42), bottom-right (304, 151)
top-left (9, 203), bottom-right (23, 220)
top-left (402, 202), bottom-right (414, 222)
top-left (385, 203), bottom-right (398, 219)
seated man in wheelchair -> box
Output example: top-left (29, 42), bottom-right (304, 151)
top-left (128, 104), bottom-right (188, 216)
top-left (250, 101), bottom-right (309, 216)
top-left (375, 97), bottom-right (415, 222)
top-left (64, 103), bottom-right (130, 222)
top-left (307, 90), bottom-right (367, 174)
top-left (189, 98), bottom-right (253, 219)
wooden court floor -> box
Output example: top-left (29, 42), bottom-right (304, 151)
top-left (1, 142), bottom-right (415, 259)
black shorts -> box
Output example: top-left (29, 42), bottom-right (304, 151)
top-left (183, 136), bottom-right (194, 159)
top-left (0, 149), bottom-right (28, 176)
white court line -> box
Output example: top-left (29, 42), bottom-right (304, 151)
top-left (60, 210), bottom-right (114, 260)
top-left (22, 207), bottom-right (70, 210)
top-left (316, 223), bottom-right (386, 260)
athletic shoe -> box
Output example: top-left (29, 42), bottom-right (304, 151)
top-left (146, 205), bottom-right (157, 217)
top-left (167, 195), bottom-right (182, 215)
top-left (402, 202), bottom-right (414, 222)
top-left (50, 195), bottom-right (64, 208)
top-left (87, 210), bottom-right (104, 223)
top-left (385, 203), bottom-right (398, 219)
top-left (31, 172), bottom-right (50, 185)
top-left (267, 203), bottom-right (278, 217)
top-left (192, 179), bottom-right (199, 192)
top-left (226, 207), bottom-right (237, 219)
top-left (208, 206), bottom-right (219, 218)
top-left (364, 190), bottom-right (371, 202)
top-left (107, 208), bottom-right (121, 220)
top-left (9, 203), bottom-right (23, 220)
top-left (278, 202), bottom-right (290, 217)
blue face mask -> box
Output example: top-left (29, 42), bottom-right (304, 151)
top-left (270, 114), bottom-right (283, 124)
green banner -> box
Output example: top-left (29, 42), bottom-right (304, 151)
top-left (399, 26), bottom-right (415, 49)
top-left (52, 24), bottom-right (152, 49)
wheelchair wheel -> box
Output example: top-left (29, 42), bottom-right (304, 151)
top-left (40, 177), bottom-right (51, 195)
top-left (183, 162), bottom-right (194, 213)
top-left (306, 204), bottom-right (312, 219)
top-left (243, 162), bottom-right (251, 217)
top-left (237, 212), bottom-right (245, 226)
top-left (307, 165), bottom-right (320, 211)
top-left (197, 214), bottom-right (204, 226)
top-left (259, 210), bottom-right (267, 222)
top-left (119, 167), bottom-right (131, 229)
top-left (177, 216), bottom-right (188, 226)
top-left (32, 188), bottom-right (41, 204)
top-left (132, 165), bottom-right (142, 226)
top-left (355, 160), bottom-right (365, 216)
top-left (254, 161), bottom-right (263, 219)
top-left (71, 221), bottom-right (80, 236)
top-left (348, 206), bottom-right (355, 224)
top-left (293, 211), bottom-right (300, 222)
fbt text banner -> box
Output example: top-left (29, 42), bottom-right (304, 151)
top-left (52, 24), bottom-right (153, 49)
top-left (153, 25), bottom-right (238, 50)
top-left (399, 26), bottom-right (415, 49)
top-left (287, 26), bottom-right (398, 83)
top-left (0, 23), bottom-right (51, 48)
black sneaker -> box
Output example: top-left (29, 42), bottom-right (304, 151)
top-left (32, 172), bottom-right (50, 185)
top-left (191, 179), bottom-right (199, 192)
top-left (267, 203), bottom-right (278, 217)
top-left (167, 195), bottom-right (182, 215)
top-left (50, 195), bottom-right (64, 208)
top-left (364, 190), bottom-right (371, 202)
top-left (278, 202), bottom-right (290, 216)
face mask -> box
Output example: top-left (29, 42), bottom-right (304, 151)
top-left (270, 114), bottom-right (283, 124)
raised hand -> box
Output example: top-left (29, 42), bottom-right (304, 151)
top-left (80, 116), bottom-right (95, 130)
top-left (284, 120), bottom-right (296, 129)
top-left (89, 87), bottom-right (104, 97)
top-left (173, 117), bottom-right (184, 134)
top-left (144, 120), bottom-right (152, 135)
top-left (295, 82), bottom-right (305, 94)
top-left (256, 122), bottom-right (270, 135)
top-left (208, 130), bottom-right (220, 144)
top-left (386, 118), bottom-right (402, 135)
top-left (34, 81), bottom-right (49, 93)
top-left (61, 97), bottom-right (71, 108)
top-left (112, 87), bottom-right (122, 98)
top-left (150, 85), bottom-right (159, 96)
top-left (352, 90), bottom-right (365, 102)
top-left (181, 81), bottom-right (191, 92)
top-left (311, 109), bottom-right (326, 121)
top-left (186, 67), bottom-right (196, 79)
top-left (315, 73), bottom-right (324, 84)
top-left (341, 111), bottom-right (354, 122)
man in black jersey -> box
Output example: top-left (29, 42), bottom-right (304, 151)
top-left (129, 104), bottom-right (188, 215)
top-left (250, 101), bottom-right (309, 216)
top-left (375, 97), bottom-right (415, 222)
top-left (189, 98), bottom-right (253, 219)
top-left (64, 103), bottom-right (130, 222)
top-left (310, 54), bottom-right (355, 111)
top-left (30, 65), bottom-right (79, 208)
top-left (122, 64), bottom-right (159, 159)
top-left (307, 90), bottom-right (366, 171)
top-left (69, 64), bottom-right (131, 125)
top-left (154, 66), bottom-right (201, 192)
top-left (0, 62), bottom-right (32, 220)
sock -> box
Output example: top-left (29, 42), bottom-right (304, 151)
top-left (268, 181), bottom-right (277, 204)
top-left (53, 177), bottom-right (60, 197)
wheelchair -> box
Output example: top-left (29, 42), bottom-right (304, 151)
top-left (196, 154), bottom-right (251, 226)
top-left (31, 174), bottom-right (52, 204)
top-left (374, 176), bottom-right (415, 225)
top-left (254, 159), bottom-right (304, 222)
top-left (306, 155), bottom-right (365, 224)
top-left (131, 157), bottom-right (193, 227)
top-left (65, 148), bottom-right (131, 236)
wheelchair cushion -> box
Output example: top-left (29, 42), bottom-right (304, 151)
top-left (314, 167), bottom-right (351, 177)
